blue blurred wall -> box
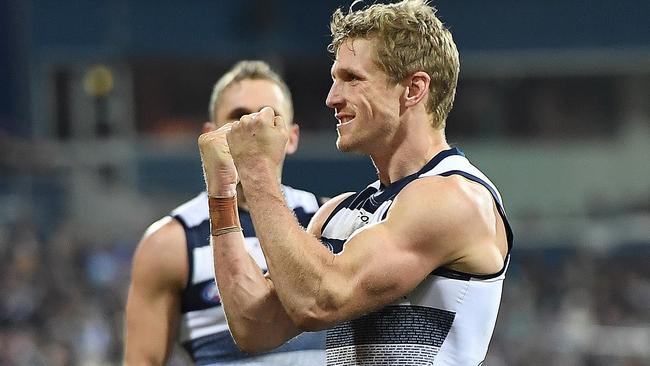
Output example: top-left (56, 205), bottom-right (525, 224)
top-left (2, 0), bottom-right (649, 136)
top-left (0, 0), bottom-right (17, 133)
top-left (25, 0), bottom-right (650, 55)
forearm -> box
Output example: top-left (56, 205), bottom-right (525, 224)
top-left (212, 233), bottom-right (299, 351)
top-left (198, 119), bottom-right (303, 346)
top-left (239, 163), bottom-right (340, 329)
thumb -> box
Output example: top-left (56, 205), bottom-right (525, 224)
top-left (259, 106), bottom-right (277, 122)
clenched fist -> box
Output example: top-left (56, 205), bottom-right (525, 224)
top-left (227, 107), bottom-right (289, 182)
top-left (198, 122), bottom-right (238, 198)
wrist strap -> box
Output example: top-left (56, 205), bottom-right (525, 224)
top-left (208, 195), bottom-right (242, 237)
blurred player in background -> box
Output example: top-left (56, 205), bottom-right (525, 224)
top-left (124, 61), bottom-right (326, 365)
top-left (198, 1), bottom-right (513, 365)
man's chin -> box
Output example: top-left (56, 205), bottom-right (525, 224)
top-left (336, 138), bottom-right (351, 153)
top-left (336, 139), bottom-right (367, 156)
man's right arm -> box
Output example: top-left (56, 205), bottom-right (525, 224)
top-left (123, 217), bottom-right (187, 366)
top-left (211, 227), bottom-right (302, 353)
top-left (211, 192), bottom-right (350, 353)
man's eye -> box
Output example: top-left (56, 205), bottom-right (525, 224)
top-left (342, 71), bottom-right (360, 82)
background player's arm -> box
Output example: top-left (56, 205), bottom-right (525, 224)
top-left (123, 217), bottom-right (187, 366)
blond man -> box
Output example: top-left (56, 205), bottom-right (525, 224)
top-left (199, 1), bottom-right (513, 365)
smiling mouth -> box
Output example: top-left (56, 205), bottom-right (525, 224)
top-left (336, 116), bottom-right (355, 126)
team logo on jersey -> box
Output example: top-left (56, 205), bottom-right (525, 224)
top-left (201, 281), bottom-right (221, 304)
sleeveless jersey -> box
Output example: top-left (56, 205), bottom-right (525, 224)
top-left (320, 147), bottom-right (514, 366)
top-left (171, 185), bottom-right (326, 365)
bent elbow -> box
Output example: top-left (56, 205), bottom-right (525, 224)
top-left (289, 302), bottom-right (338, 332)
top-left (233, 339), bottom-right (263, 354)
top-left (290, 279), bottom-right (350, 331)
top-left (231, 331), bottom-right (274, 354)
top-left (294, 315), bottom-right (330, 332)
top-left (229, 321), bottom-right (291, 354)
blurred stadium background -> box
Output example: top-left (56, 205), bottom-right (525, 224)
top-left (1, 0), bottom-right (649, 365)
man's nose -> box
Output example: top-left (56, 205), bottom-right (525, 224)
top-left (326, 81), bottom-right (343, 110)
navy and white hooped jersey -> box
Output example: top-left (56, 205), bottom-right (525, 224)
top-left (320, 147), bottom-right (514, 366)
top-left (171, 185), bottom-right (326, 365)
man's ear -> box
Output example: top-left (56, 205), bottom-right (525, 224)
top-left (403, 71), bottom-right (431, 108)
top-left (284, 123), bottom-right (300, 155)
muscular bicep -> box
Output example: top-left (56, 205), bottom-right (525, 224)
top-left (124, 218), bottom-right (187, 365)
top-left (317, 179), bottom-right (471, 322)
top-left (325, 219), bottom-right (443, 316)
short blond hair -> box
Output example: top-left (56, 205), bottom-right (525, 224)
top-left (209, 60), bottom-right (293, 123)
top-left (329, 0), bottom-right (459, 128)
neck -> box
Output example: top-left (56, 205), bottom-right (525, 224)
top-left (371, 124), bottom-right (448, 186)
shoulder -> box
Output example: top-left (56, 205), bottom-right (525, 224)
top-left (386, 175), bottom-right (497, 252)
top-left (396, 175), bottom-right (494, 218)
top-left (170, 192), bottom-right (209, 228)
top-left (131, 216), bottom-right (188, 291)
top-left (306, 192), bottom-right (356, 237)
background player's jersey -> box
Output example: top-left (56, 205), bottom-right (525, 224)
top-left (320, 148), bottom-right (514, 366)
top-left (171, 186), bottom-right (326, 365)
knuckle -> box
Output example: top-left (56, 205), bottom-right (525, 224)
top-left (241, 114), bottom-right (253, 123)
top-left (198, 135), bottom-right (209, 145)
